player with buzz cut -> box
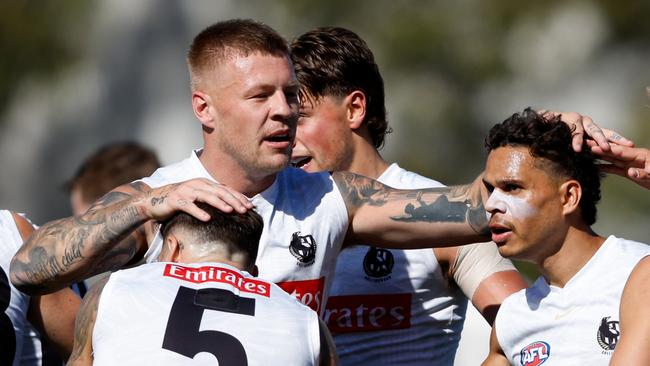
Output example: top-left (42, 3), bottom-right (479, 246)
top-left (481, 108), bottom-right (650, 366)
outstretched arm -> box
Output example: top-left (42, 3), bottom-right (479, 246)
top-left (609, 256), bottom-right (650, 366)
top-left (10, 178), bottom-right (252, 294)
top-left (335, 172), bottom-right (490, 249)
top-left (66, 276), bottom-right (109, 366)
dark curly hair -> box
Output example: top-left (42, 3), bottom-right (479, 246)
top-left (485, 108), bottom-right (602, 225)
top-left (290, 27), bottom-right (391, 149)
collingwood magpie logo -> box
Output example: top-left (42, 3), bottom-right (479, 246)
top-left (289, 232), bottom-right (316, 266)
top-left (363, 247), bottom-right (394, 281)
top-left (596, 316), bottom-right (620, 352)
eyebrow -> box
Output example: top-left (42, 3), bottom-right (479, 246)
top-left (483, 176), bottom-right (521, 185)
top-left (495, 178), bottom-right (524, 186)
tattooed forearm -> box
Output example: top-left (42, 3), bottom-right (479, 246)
top-left (392, 195), bottom-right (470, 223)
top-left (333, 171), bottom-right (489, 236)
top-left (333, 171), bottom-right (391, 208)
top-left (10, 187), bottom-right (150, 293)
top-left (11, 247), bottom-right (65, 291)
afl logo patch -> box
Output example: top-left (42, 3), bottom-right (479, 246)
top-left (519, 341), bottom-right (550, 366)
top-left (363, 247), bottom-right (394, 280)
top-left (289, 232), bottom-right (316, 266)
top-left (596, 316), bottom-right (620, 351)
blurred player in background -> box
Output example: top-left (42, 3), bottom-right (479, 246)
top-left (65, 141), bottom-right (161, 216)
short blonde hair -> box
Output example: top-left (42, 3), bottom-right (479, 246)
top-left (187, 19), bottom-right (289, 90)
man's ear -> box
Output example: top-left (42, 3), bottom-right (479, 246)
top-left (560, 179), bottom-right (582, 216)
top-left (159, 235), bottom-right (182, 263)
top-left (192, 90), bottom-right (216, 130)
top-left (345, 90), bottom-right (367, 130)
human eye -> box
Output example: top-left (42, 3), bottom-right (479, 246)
top-left (482, 180), bottom-right (494, 194)
top-left (252, 92), bottom-right (270, 100)
top-left (503, 183), bottom-right (521, 192)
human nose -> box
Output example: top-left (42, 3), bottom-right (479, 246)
top-left (270, 91), bottom-right (297, 123)
top-left (485, 189), bottom-right (507, 215)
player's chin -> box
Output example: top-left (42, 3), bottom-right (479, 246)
top-left (264, 154), bottom-right (292, 172)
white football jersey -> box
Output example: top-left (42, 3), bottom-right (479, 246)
top-left (496, 236), bottom-right (650, 365)
top-left (140, 150), bottom-right (349, 315)
top-left (0, 210), bottom-right (31, 366)
top-left (93, 262), bottom-right (321, 366)
top-left (326, 164), bottom-right (468, 365)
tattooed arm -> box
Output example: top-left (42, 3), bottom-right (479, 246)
top-left (10, 178), bottom-right (252, 294)
top-left (334, 172), bottom-right (490, 249)
top-left (66, 276), bottom-right (108, 366)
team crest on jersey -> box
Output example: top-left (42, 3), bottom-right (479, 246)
top-left (363, 247), bottom-right (394, 281)
top-left (519, 341), bottom-right (550, 366)
top-left (289, 232), bottom-right (317, 266)
top-left (596, 316), bottom-right (620, 352)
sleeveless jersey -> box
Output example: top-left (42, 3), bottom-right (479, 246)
top-left (495, 236), bottom-right (650, 365)
top-left (325, 164), bottom-right (467, 365)
top-left (0, 210), bottom-right (30, 366)
top-left (93, 262), bottom-right (321, 366)
top-left (141, 150), bottom-right (349, 314)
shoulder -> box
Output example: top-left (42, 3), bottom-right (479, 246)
top-left (497, 278), bottom-right (545, 317)
top-left (280, 167), bottom-right (332, 185)
top-left (10, 212), bottom-right (35, 241)
top-left (139, 151), bottom-right (203, 188)
top-left (381, 163), bottom-right (445, 189)
top-left (276, 168), bottom-right (339, 199)
top-left (608, 235), bottom-right (650, 254)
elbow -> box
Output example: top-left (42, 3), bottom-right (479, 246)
top-left (9, 256), bottom-right (56, 295)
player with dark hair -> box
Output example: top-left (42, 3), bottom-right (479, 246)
top-left (67, 203), bottom-right (337, 365)
top-left (290, 26), bottom-right (527, 365)
top-left (481, 108), bottom-right (650, 365)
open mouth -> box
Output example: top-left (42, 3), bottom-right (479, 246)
top-left (489, 221), bottom-right (512, 244)
top-left (265, 134), bottom-right (291, 143)
top-left (489, 226), bottom-right (509, 235)
top-left (291, 156), bottom-right (312, 169)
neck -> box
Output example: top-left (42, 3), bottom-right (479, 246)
top-left (539, 225), bottom-right (605, 287)
top-left (198, 147), bottom-right (277, 197)
top-left (179, 249), bottom-right (250, 272)
top-left (344, 128), bottom-right (390, 179)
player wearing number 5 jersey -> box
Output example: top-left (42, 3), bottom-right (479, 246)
top-left (67, 203), bottom-right (337, 366)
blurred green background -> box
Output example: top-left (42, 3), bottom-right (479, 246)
top-left (1, 0), bottom-right (649, 276)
